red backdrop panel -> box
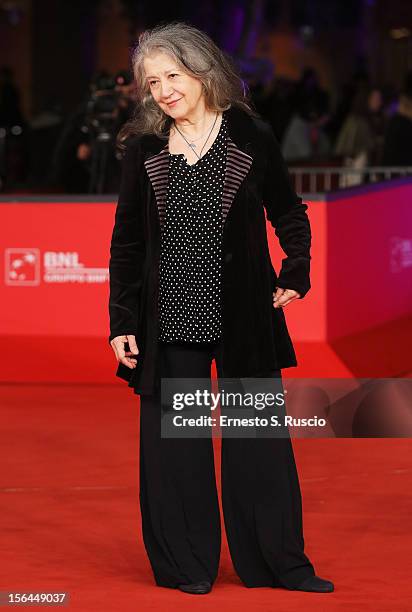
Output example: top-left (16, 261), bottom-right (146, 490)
top-left (1, 180), bottom-right (411, 383)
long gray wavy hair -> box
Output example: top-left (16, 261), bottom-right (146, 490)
top-left (117, 21), bottom-right (258, 149)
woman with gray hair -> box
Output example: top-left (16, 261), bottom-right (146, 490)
top-left (109, 21), bottom-right (333, 595)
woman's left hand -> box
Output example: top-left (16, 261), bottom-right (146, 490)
top-left (273, 287), bottom-right (301, 308)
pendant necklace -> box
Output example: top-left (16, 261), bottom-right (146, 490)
top-left (172, 112), bottom-right (219, 192)
top-left (173, 112), bottom-right (219, 160)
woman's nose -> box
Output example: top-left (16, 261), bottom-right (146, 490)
top-left (160, 83), bottom-right (175, 100)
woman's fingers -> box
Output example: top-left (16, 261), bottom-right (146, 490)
top-left (110, 335), bottom-right (139, 369)
top-left (125, 335), bottom-right (139, 368)
top-left (273, 287), bottom-right (285, 306)
top-left (126, 334), bottom-right (139, 358)
top-left (273, 288), bottom-right (300, 308)
top-left (121, 356), bottom-right (137, 368)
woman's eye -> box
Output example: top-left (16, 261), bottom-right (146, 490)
top-left (170, 73), bottom-right (178, 78)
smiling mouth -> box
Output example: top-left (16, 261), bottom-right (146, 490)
top-left (167, 98), bottom-right (181, 106)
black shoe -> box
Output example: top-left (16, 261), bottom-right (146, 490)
top-left (178, 581), bottom-right (212, 594)
top-left (295, 575), bottom-right (334, 593)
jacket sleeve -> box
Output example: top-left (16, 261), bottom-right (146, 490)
top-left (261, 122), bottom-right (312, 299)
top-left (108, 137), bottom-right (146, 343)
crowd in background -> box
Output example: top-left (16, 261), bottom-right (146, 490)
top-left (1, 61), bottom-right (412, 194)
top-left (251, 67), bottom-right (412, 169)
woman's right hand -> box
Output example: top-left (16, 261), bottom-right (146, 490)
top-left (110, 334), bottom-right (139, 369)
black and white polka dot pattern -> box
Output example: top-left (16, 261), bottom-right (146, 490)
top-left (158, 114), bottom-right (228, 343)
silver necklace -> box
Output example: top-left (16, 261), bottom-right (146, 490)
top-left (173, 112), bottom-right (219, 161)
top-left (171, 112), bottom-right (221, 202)
top-left (180, 119), bottom-right (215, 145)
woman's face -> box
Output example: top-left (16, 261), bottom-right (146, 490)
top-left (143, 51), bottom-right (205, 119)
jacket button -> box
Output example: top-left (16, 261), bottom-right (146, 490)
top-left (225, 253), bottom-right (233, 263)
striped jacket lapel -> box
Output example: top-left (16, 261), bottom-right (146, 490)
top-left (143, 146), bottom-right (169, 231)
top-left (222, 137), bottom-right (252, 224)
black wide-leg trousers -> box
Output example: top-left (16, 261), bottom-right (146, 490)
top-left (138, 340), bottom-right (315, 589)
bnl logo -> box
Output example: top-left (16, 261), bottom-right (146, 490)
top-left (5, 248), bottom-right (40, 286)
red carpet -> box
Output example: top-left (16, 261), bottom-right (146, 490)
top-left (1, 383), bottom-right (411, 611)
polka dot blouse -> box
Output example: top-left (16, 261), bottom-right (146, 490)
top-left (158, 113), bottom-right (228, 344)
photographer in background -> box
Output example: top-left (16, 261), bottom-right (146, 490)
top-left (51, 70), bottom-right (135, 194)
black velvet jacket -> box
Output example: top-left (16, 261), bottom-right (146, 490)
top-left (108, 105), bottom-right (312, 396)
